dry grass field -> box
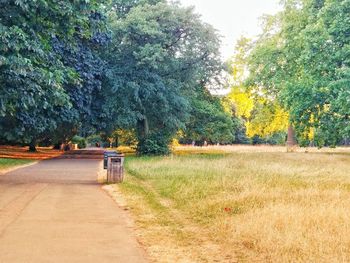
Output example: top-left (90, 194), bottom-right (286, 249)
top-left (113, 145), bottom-right (350, 262)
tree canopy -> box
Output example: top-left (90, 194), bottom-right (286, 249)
top-left (0, 0), bottom-right (229, 153)
top-left (3, 0), bottom-right (347, 152)
top-left (246, 0), bottom-right (350, 147)
top-left (225, 37), bottom-right (288, 144)
top-left (0, 0), bottom-right (108, 150)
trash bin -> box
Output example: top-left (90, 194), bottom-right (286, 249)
top-left (104, 151), bottom-right (118, 169)
top-left (107, 154), bottom-right (125, 183)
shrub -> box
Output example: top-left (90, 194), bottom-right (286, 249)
top-left (265, 132), bottom-right (287, 145)
top-left (78, 139), bottom-right (87, 149)
top-left (137, 133), bottom-right (171, 155)
top-left (71, 135), bottom-right (87, 149)
top-left (86, 134), bottom-right (103, 146)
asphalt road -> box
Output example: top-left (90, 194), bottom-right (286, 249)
top-left (0, 159), bottom-right (147, 263)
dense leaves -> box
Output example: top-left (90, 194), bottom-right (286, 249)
top-left (0, 0), bottom-right (229, 154)
top-left (246, 0), bottom-right (350, 147)
top-left (226, 37), bottom-right (288, 144)
top-left (104, 2), bottom-right (223, 153)
top-left (182, 89), bottom-right (235, 145)
top-left (0, 0), bottom-right (105, 149)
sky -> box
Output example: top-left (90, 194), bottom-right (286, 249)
top-left (179, 0), bottom-right (281, 59)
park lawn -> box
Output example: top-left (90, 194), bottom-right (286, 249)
top-left (0, 158), bottom-right (33, 172)
top-left (115, 147), bottom-right (350, 262)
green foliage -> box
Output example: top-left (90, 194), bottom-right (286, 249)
top-left (0, 0), bottom-right (224, 155)
top-left (231, 117), bottom-right (250, 144)
top-left (226, 37), bottom-right (289, 143)
top-left (104, 1), bottom-right (223, 154)
top-left (0, 0), bottom-right (107, 148)
top-left (266, 132), bottom-right (287, 145)
top-left (251, 132), bottom-right (287, 146)
top-left (183, 89), bottom-right (235, 144)
top-left (136, 133), bottom-right (171, 156)
top-left (86, 134), bottom-right (104, 146)
top-left (71, 135), bottom-right (87, 149)
top-left (113, 129), bottom-right (137, 147)
top-left (246, 0), bottom-right (350, 147)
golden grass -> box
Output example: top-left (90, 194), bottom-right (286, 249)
top-left (113, 146), bottom-right (350, 262)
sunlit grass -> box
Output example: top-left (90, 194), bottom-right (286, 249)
top-left (0, 158), bottom-right (33, 172)
top-left (115, 146), bottom-right (350, 262)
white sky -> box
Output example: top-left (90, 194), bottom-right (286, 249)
top-left (178, 0), bottom-right (281, 60)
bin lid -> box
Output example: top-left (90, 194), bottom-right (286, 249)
top-left (104, 150), bottom-right (119, 156)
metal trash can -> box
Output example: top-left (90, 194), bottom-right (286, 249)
top-left (104, 151), bottom-right (118, 169)
top-left (107, 154), bottom-right (125, 183)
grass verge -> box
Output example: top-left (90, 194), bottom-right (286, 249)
top-left (0, 158), bottom-right (34, 172)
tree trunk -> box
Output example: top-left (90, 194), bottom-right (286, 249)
top-left (143, 117), bottom-right (149, 137)
top-left (137, 117), bottom-right (150, 139)
top-left (29, 140), bottom-right (37, 152)
top-left (53, 143), bottom-right (61, 150)
top-left (286, 125), bottom-right (297, 152)
top-left (115, 135), bottom-right (119, 148)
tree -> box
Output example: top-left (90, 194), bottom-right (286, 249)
top-left (0, 0), bottom-right (105, 151)
top-left (105, 1), bottom-right (223, 154)
top-left (246, 0), bottom-right (350, 147)
top-left (182, 89), bottom-right (234, 145)
top-left (226, 37), bottom-right (288, 143)
top-left (51, 8), bottom-right (110, 141)
top-left (0, 0), bottom-right (226, 155)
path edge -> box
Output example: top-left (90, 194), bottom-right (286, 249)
top-left (102, 183), bottom-right (150, 261)
top-left (0, 161), bottom-right (39, 176)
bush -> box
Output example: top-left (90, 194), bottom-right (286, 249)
top-left (86, 134), bottom-right (103, 146)
top-left (137, 133), bottom-right (171, 155)
top-left (71, 135), bottom-right (87, 149)
top-left (78, 139), bottom-right (87, 149)
top-left (102, 141), bottom-right (110, 148)
top-left (265, 132), bottom-right (287, 145)
top-left (251, 135), bottom-right (264, 145)
top-left (250, 132), bottom-right (287, 146)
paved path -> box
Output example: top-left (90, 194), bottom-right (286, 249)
top-left (0, 159), bottom-right (147, 263)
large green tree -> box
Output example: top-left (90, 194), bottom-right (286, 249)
top-left (182, 88), bottom-right (234, 145)
top-left (0, 0), bottom-right (105, 151)
top-left (247, 0), bottom-right (350, 147)
top-left (105, 1), bottom-right (223, 154)
top-left (0, 0), bottom-right (226, 155)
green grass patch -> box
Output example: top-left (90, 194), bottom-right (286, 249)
top-left (0, 158), bottom-right (33, 170)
